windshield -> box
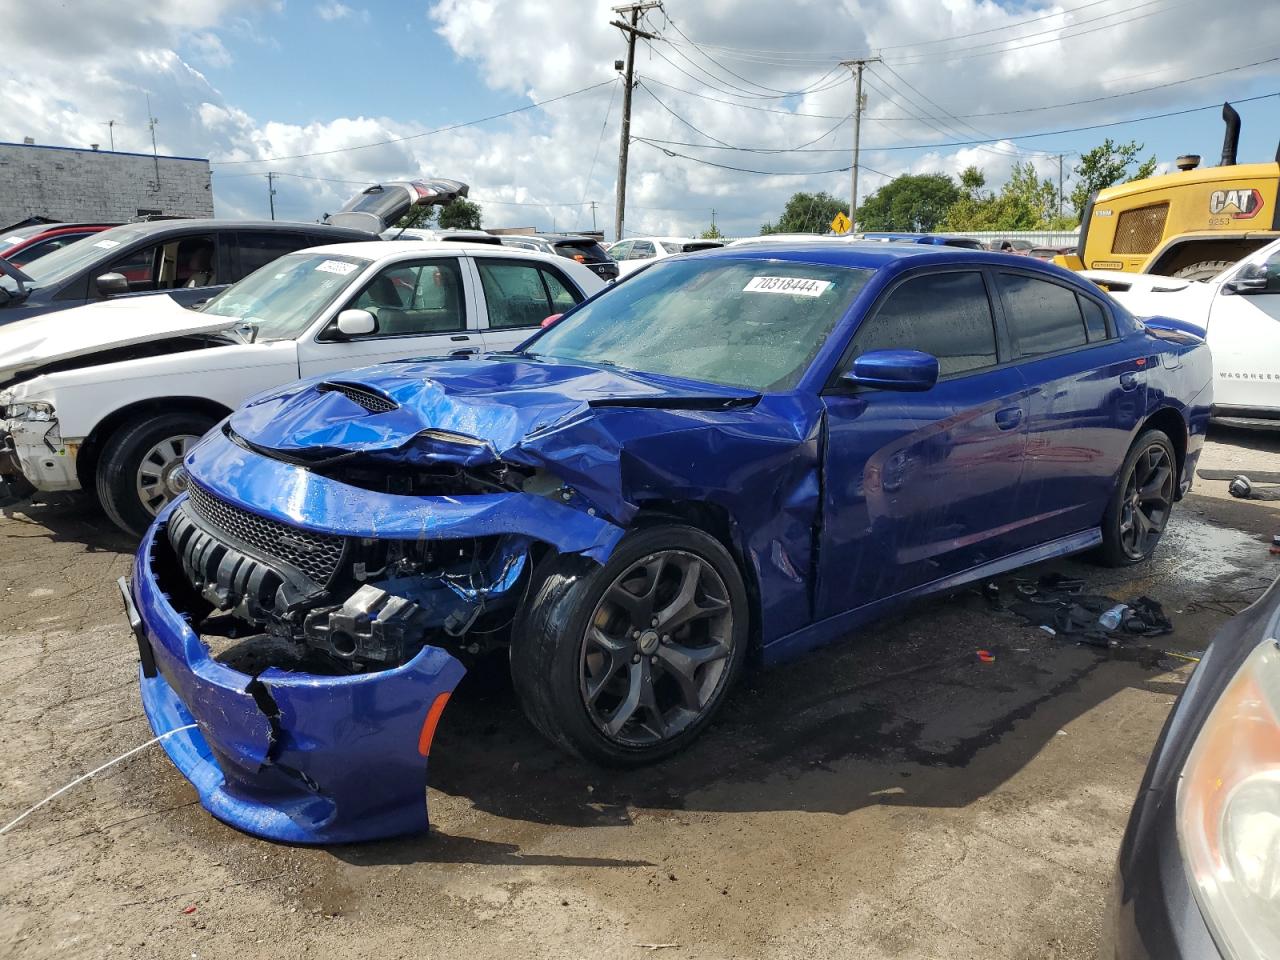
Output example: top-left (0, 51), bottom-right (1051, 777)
top-left (1, 225), bottom-right (150, 292)
top-left (527, 257), bottom-right (872, 391)
top-left (200, 252), bottom-right (371, 341)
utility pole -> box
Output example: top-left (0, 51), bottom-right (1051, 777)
top-left (840, 57), bottom-right (880, 230)
top-left (589, 200), bottom-right (598, 231)
top-left (145, 94), bottom-right (161, 192)
top-left (1056, 154), bottom-right (1065, 219)
top-left (266, 171), bottom-right (277, 220)
top-left (102, 120), bottom-right (117, 152)
top-left (611, 1), bottom-right (661, 242)
top-left (710, 207), bottom-right (716, 235)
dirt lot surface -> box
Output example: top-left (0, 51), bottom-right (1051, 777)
top-left (2, 427), bottom-right (1278, 960)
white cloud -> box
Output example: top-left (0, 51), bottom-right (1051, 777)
top-left (316, 2), bottom-right (368, 23)
top-left (1, 0), bottom-right (1277, 236)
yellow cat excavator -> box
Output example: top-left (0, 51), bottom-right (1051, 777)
top-left (1057, 103), bottom-right (1280, 279)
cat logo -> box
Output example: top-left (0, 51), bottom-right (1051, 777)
top-left (1209, 187), bottom-right (1264, 219)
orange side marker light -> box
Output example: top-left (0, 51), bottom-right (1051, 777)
top-left (417, 692), bottom-right (452, 757)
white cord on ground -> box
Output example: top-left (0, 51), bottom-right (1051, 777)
top-left (0, 723), bottom-right (198, 836)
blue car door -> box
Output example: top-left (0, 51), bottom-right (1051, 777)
top-left (993, 269), bottom-right (1147, 545)
top-left (818, 268), bottom-right (1029, 619)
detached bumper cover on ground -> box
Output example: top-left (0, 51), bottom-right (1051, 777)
top-left (125, 508), bottom-right (467, 844)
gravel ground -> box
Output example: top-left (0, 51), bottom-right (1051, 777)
top-left (1, 427), bottom-right (1277, 960)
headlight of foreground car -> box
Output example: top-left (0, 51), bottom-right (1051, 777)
top-left (3, 400), bottom-right (56, 421)
top-left (1178, 638), bottom-right (1280, 959)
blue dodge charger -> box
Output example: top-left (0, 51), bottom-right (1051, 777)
top-left (120, 242), bottom-right (1212, 843)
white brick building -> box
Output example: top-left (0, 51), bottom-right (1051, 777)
top-left (0, 141), bottom-right (212, 228)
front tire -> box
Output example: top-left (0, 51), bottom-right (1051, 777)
top-left (1171, 260), bottom-right (1233, 281)
top-left (510, 524), bottom-right (749, 766)
top-left (96, 411), bottom-right (216, 537)
top-left (1097, 429), bottom-right (1177, 567)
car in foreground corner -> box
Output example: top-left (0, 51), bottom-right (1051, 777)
top-left (0, 241), bottom-right (602, 531)
top-left (1083, 237), bottom-right (1280, 428)
top-left (1105, 574), bottom-right (1280, 959)
top-left (120, 243), bottom-right (1211, 844)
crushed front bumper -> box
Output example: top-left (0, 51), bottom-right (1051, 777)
top-left (122, 504), bottom-right (466, 844)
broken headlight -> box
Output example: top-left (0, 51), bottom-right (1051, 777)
top-left (1177, 639), bottom-right (1280, 960)
top-left (3, 400), bottom-right (55, 421)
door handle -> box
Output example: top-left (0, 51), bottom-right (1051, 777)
top-left (450, 334), bottom-right (471, 342)
top-left (994, 406), bottom-right (1023, 430)
top-left (449, 348), bottom-right (478, 358)
top-left (1119, 371), bottom-right (1140, 391)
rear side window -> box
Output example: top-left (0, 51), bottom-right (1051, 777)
top-left (997, 273), bottom-right (1088, 357)
top-left (1078, 295), bottom-right (1110, 342)
top-left (477, 259), bottom-right (583, 329)
top-left (853, 271), bottom-right (998, 376)
top-left (233, 232), bottom-right (307, 278)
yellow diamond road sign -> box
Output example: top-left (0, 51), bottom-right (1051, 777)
top-left (831, 211), bottom-right (852, 234)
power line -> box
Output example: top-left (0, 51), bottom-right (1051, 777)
top-left (209, 77), bottom-right (618, 166)
top-left (633, 90), bottom-right (1280, 162)
top-left (884, 0), bottom-right (1199, 65)
top-left (634, 138), bottom-right (893, 177)
top-left (579, 75), bottom-right (623, 206)
top-left (641, 38), bottom-right (848, 103)
top-left (639, 76), bottom-right (849, 119)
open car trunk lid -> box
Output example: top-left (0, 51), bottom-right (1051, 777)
top-left (324, 179), bottom-right (470, 233)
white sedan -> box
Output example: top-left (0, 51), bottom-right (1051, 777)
top-left (609, 236), bottom-right (724, 277)
top-left (1082, 238), bottom-right (1280, 428)
top-left (0, 241), bottom-right (604, 533)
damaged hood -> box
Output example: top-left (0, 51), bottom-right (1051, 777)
top-left (0, 295), bottom-right (237, 385)
top-left (227, 356), bottom-right (764, 521)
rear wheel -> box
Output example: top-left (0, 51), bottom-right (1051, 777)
top-left (96, 412), bottom-right (216, 537)
top-left (510, 525), bottom-right (749, 766)
top-left (1171, 260), bottom-right (1233, 281)
top-left (1097, 429), bottom-right (1177, 566)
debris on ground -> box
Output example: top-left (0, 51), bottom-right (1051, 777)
top-left (976, 649), bottom-right (996, 663)
top-left (982, 574), bottom-right (1173, 649)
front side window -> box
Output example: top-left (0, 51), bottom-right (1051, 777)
top-left (1259, 251), bottom-right (1280, 292)
top-left (851, 271), bottom-right (998, 377)
top-left (609, 241), bottom-right (632, 261)
top-left (478, 260), bottom-right (581, 329)
top-left (101, 234), bottom-right (218, 292)
top-left (347, 258), bottom-right (465, 336)
top-left (631, 240), bottom-right (656, 259)
top-left (528, 258), bottom-right (871, 392)
top-left (998, 273), bottom-right (1088, 358)
top-left (201, 252), bottom-right (371, 341)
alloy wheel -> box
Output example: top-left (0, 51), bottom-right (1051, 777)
top-left (1118, 442), bottom-right (1174, 560)
top-left (135, 434), bottom-right (199, 516)
top-left (580, 549), bottom-right (735, 747)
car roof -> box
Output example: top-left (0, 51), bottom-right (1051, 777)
top-left (295, 239), bottom-right (588, 265)
top-left (691, 240), bottom-right (1085, 277)
top-left (92, 219), bottom-right (372, 240)
top-left (540, 234), bottom-right (600, 244)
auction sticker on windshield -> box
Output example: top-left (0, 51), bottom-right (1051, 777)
top-left (743, 276), bottom-right (833, 297)
top-left (315, 260), bottom-right (358, 275)
top-left (93, 239), bottom-right (121, 249)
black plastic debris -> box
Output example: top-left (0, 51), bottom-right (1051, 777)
top-left (1001, 574), bottom-right (1173, 649)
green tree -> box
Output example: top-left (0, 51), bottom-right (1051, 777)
top-left (760, 191), bottom-right (846, 234)
top-left (856, 173), bottom-right (961, 232)
top-left (700, 222), bottom-right (724, 240)
top-left (1068, 139), bottom-right (1157, 217)
top-left (437, 198), bottom-right (482, 230)
top-left (942, 162), bottom-right (1076, 231)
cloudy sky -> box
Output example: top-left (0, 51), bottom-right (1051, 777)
top-left (3, 0), bottom-right (1278, 238)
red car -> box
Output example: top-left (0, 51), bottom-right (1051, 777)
top-left (0, 222), bottom-right (118, 268)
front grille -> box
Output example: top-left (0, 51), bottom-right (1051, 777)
top-left (317, 381), bottom-right (398, 413)
top-left (1111, 203), bottom-right (1169, 255)
top-left (185, 482), bottom-right (346, 585)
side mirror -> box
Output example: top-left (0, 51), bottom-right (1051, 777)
top-left (540, 313), bottom-right (563, 329)
top-left (95, 272), bottom-right (130, 296)
top-left (842, 349), bottom-right (939, 392)
top-left (335, 308), bottom-right (377, 337)
top-left (1223, 262), bottom-right (1269, 295)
